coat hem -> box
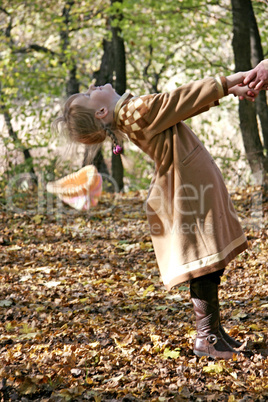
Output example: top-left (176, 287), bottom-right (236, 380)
top-left (164, 239), bottom-right (248, 291)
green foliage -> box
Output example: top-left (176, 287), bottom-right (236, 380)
top-left (0, 0), bottom-right (267, 194)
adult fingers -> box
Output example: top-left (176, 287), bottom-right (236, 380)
top-left (243, 71), bottom-right (257, 85)
top-left (248, 79), bottom-right (260, 88)
top-left (254, 80), bottom-right (265, 90)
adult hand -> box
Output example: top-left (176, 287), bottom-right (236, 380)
top-left (243, 60), bottom-right (268, 90)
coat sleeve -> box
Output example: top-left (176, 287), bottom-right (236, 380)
top-left (143, 77), bottom-right (225, 136)
top-left (185, 100), bottom-right (220, 120)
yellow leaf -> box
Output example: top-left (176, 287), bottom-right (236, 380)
top-left (229, 371), bottom-right (238, 379)
top-left (50, 59), bottom-right (58, 67)
top-left (250, 324), bottom-right (260, 331)
top-left (88, 341), bottom-right (100, 349)
top-left (43, 281), bottom-right (61, 288)
top-left (32, 215), bottom-right (43, 224)
top-left (221, 275), bottom-right (227, 283)
top-left (150, 334), bottom-right (161, 344)
top-left (228, 395), bottom-right (237, 402)
top-left (187, 329), bottom-right (197, 338)
top-left (231, 311), bottom-right (247, 320)
top-left (203, 363), bottom-right (224, 374)
top-left (163, 347), bottom-right (180, 359)
top-left (143, 284), bottom-right (155, 297)
top-left (80, 297), bottom-right (89, 303)
top-left (7, 245), bottom-right (22, 251)
top-left (140, 242), bottom-right (153, 250)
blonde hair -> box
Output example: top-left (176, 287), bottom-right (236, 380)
top-left (53, 93), bottom-right (126, 162)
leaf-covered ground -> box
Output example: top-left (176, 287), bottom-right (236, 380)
top-left (0, 186), bottom-right (267, 401)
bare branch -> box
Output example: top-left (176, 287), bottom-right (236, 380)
top-left (12, 44), bottom-right (59, 57)
top-left (0, 6), bottom-right (13, 43)
top-left (0, 7), bottom-right (10, 16)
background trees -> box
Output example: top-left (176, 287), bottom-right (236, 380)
top-left (231, 0), bottom-right (268, 174)
top-left (0, 0), bottom-right (267, 195)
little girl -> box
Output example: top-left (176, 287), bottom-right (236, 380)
top-left (53, 71), bottom-right (260, 359)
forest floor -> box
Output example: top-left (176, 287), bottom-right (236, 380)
top-left (0, 185), bottom-right (267, 401)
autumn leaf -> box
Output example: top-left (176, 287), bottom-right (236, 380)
top-left (162, 347), bottom-right (181, 359)
top-left (0, 300), bottom-right (13, 307)
top-left (0, 188), bottom-right (267, 401)
top-left (32, 214), bottom-right (43, 224)
top-left (143, 284), bottom-right (155, 297)
top-left (203, 363), bottom-right (224, 374)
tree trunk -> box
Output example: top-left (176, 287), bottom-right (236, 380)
top-left (0, 9), bottom-right (34, 174)
top-left (60, 1), bottom-right (80, 98)
top-left (249, 1), bottom-right (268, 152)
top-left (110, 0), bottom-right (126, 192)
top-left (93, 39), bottom-right (114, 85)
top-left (66, 65), bottom-right (79, 97)
top-left (231, 0), bottom-right (268, 174)
top-left (0, 90), bottom-right (35, 175)
top-left (90, 38), bottom-right (114, 182)
top-left (84, 1), bottom-right (127, 192)
top-left (60, 1), bottom-right (109, 179)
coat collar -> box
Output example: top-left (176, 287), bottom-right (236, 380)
top-left (114, 93), bottom-right (133, 125)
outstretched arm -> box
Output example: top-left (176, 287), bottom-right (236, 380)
top-left (243, 60), bottom-right (268, 90)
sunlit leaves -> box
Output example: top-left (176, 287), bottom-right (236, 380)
top-left (0, 188), bottom-right (267, 400)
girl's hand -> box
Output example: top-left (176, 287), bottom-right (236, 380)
top-left (229, 84), bottom-right (259, 102)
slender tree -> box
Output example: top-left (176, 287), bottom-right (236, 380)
top-left (231, 0), bottom-right (268, 174)
top-left (86, 0), bottom-right (126, 192)
top-left (249, 1), bottom-right (268, 152)
top-left (60, 1), bottom-right (80, 97)
top-left (110, 0), bottom-right (126, 192)
top-left (89, 39), bottom-right (113, 178)
top-left (0, 6), bottom-right (35, 174)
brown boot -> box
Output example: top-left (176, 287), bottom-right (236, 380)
top-left (190, 279), bottom-right (239, 360)
top-left (219, 323), bottom-right (242, 349)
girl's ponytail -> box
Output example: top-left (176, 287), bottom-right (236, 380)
top-left (105, 126), bottom-right (123, 155)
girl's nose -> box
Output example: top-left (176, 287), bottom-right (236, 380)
top-left (86, 84), bottom-right (95, 94)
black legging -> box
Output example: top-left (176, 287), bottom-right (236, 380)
top-left (190, 269), bottom-right (225, 285)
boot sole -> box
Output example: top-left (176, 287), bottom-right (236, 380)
top-left (194, 349), bottom-right (215, 358)
top-left (194, 349), bottom-right (239, 359)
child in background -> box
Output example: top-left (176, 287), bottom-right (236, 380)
top-left (53, 69), bottom-right (261, 359)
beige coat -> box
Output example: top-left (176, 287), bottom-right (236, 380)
top-left (114, 77), bottom-right (248, 291)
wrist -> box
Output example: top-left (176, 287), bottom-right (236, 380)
top-left (226, 72), bottom-right (244, 89)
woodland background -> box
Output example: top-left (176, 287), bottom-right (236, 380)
top-left (0, 0), bottom-right (268, 193)
top-left (0, 0), bottom-right (268, 401)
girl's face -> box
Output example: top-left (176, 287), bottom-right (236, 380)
top-left (73, 83), bottom-right (117, 111)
